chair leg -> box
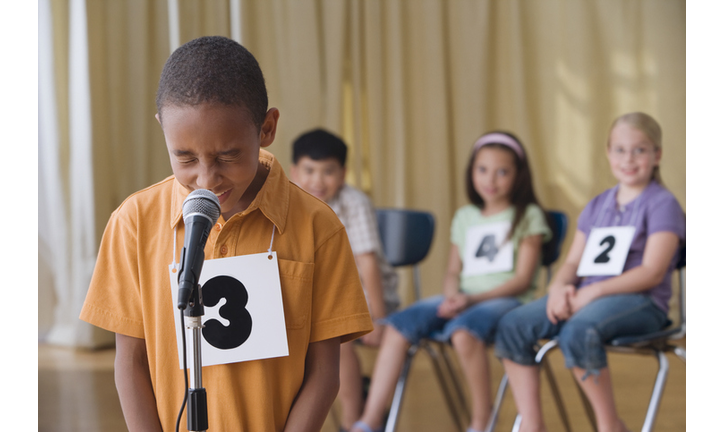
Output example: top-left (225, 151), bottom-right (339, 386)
top-left (423, 343), bottom-right (467, 432)
top-left (541, 358), bottom-right (573, 432)
top-left (437, 342), bottom-right (471, 422)
top-left (485, 373), bottom-right (508, 432)
top-left (511, 414), bottom-right (522, 432)
top-left (641, 351), bottom-right (669, 432)
top-left (534, 340), bottom-right (572, 432)
top-left (384, 345), bottom-right (418, 432)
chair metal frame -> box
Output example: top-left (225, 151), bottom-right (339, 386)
top-left (525, 247), bottom-right (686, 432)
top-left (382, 210), bottom-right (570, 432)
top-left (329, 208), bottom-right (436, 431)
top-left (375, 208), bottom-right (464, 432)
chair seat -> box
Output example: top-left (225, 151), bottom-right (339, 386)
top-left (609, 326), bottom-right (683, 347)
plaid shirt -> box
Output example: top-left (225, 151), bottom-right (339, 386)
top-left (328, 184), bottom-right (400, 313)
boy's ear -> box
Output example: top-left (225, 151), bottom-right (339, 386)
top-left (259, 108), bottom-right (280, 148)
top-left (155, 113), bottom-right (161, 126)
top-left (289, 163), bottom-right (298, 181)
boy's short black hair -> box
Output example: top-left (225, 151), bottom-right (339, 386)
top-left (292, 129), bottom-right (348, 167)
top-left (155, 36), bottom-right (268, 129)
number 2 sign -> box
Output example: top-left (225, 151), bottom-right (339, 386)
top-left (577, 226), bottom-right (636, 277)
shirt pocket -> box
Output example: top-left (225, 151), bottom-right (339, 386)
top-left (277, 259), bottom-right (314, 329)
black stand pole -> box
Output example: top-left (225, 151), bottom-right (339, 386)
top-left (184, 284), bottom-right (208, 432)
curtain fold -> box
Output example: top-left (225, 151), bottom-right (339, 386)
top-left (40, 0), bottom-right (685, 347)
top-left (40, 0), bottom-right (111, 348)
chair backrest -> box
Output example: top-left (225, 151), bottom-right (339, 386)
top-left (542, 210), bottom-right (569, 267)
top-left (376, 208), bottom-right (435, 268)
top-left (676, 246), bottom-right (686, 332)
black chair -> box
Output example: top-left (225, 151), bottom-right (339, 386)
top-left (329, 208), bottom-right (436, 431)
top-left (527, 246), bottom-right (686, 432)
top-left (376, 208), bottom-right (436, 302)
top-left (379, 208), bottom-right (475, 432)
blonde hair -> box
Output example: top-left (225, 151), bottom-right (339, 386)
top-left (608, 112), bottom-right (663, 183)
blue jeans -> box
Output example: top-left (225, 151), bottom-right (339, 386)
top-left (494, 293), bottom-right (668, 377)
top-left (383, 295), bottom-right (522, 345)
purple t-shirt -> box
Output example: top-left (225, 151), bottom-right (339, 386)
top-left (576, 181), bottom-right (685, 313)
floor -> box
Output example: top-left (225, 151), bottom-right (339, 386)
top-left (38, 339), bottom-right (685, 432)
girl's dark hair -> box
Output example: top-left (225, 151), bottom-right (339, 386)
top-left (465, 131), bottom-right (545, 240)
top-left (155, 36), bottom-right (268, 130)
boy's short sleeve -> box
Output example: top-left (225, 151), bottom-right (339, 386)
top-left (309, 226), bottom-right (373, 344)
top-left (80, 207), bottom-right (145, 339)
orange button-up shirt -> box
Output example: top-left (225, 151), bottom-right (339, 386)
top-left (81, 149), bottom-right (372, 431)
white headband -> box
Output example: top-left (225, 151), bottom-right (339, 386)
top-left (473, 133), bottom-right (525, 159)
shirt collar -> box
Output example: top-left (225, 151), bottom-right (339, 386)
top-left (607, 180), bottom-right (660, 213)
top-left (169, 149), bottom-right (289, 234)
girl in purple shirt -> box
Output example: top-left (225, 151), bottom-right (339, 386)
top-left (495, 112), bottom-right (685, 432)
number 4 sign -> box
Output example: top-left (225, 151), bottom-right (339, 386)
top-left (462, 221), bottom-right (514, 276)
top-left (577, 226), bottom-right (636, 277)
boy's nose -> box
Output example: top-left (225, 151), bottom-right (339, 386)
top-left (197, 166), bottom-right (222, 190)
top-left (310, 172), bottom-right (324, 187)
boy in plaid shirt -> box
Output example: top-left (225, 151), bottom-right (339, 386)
top-left (291, 129), bottom-right (399, 431)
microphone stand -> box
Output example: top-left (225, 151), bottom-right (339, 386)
top-left (184, 283), bottom-right (208, 432)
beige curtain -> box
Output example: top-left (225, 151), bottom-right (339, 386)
top-left (40, 0), bottom-right (685, 347)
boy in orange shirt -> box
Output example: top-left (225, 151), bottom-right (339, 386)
top-left (80, 36), bottom-right (372, 431)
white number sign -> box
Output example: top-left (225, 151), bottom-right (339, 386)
top-left (577, 226), bottom-right (636, 277)
top-left (168, 252), bottom-right (289, 369)
top-left (462, 221), bottom-right (514, 276)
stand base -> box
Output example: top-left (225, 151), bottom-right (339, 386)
top-left (187, 388), bottom-right (208, 431)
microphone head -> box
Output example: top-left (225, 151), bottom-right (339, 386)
top-left (182, 189), bottom-right (221, 224)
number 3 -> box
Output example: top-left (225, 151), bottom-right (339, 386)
top-left (594, 235), bottom-right (616, 264)
top-left (201, 275), bottom-right (253, 350)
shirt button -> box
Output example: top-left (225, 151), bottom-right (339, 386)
top-left (215, 223), bottom-right (222, 231)
top-left (220, 245), bottom-right (228, 256)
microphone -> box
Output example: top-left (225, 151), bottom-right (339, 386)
top-left (177, 189), bottom-right (221, 310)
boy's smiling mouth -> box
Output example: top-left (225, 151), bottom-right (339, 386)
top-left (215, 189), bottom-right (232, 203)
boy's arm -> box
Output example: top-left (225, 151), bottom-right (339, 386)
top-left (283, 337), bottom-right (341, 432)
top-left (356, 252), bottom-right (387, 346)
top-left (115, 333), bottom-right (163, 432)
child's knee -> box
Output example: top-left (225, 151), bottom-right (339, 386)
top-left (382, 324), bottom-right (410, 348)
top-left (558, 321), bottom-right (601, 352)
top-left (495, 310), bottom-right (524, 342)
top-left (451, 329), bottom-right (484, 355)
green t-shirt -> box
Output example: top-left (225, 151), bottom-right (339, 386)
top-left (451, 203), bottom-right (552, 303)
